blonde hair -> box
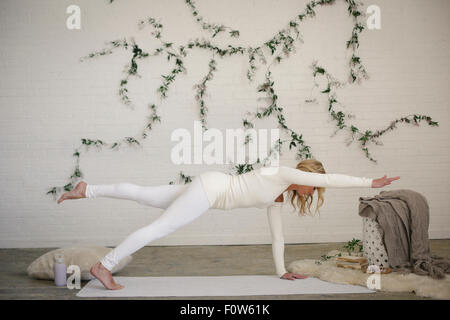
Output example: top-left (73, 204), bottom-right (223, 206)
top-left (286, 159), bottom-right (326, 216)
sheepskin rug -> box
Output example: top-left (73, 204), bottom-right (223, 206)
top-left (288, 250), bottom-right (450, 300)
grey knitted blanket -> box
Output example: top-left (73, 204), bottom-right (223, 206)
top-left (358, 189), bottom-right (450, 279)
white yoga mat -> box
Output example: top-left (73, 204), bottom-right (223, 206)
top-left (76, 275), bottom-right (375, 297)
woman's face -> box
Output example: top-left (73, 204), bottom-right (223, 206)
top-left (289, 184), bottom-right (316, 196)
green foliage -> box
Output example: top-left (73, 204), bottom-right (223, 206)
top-left (234, 163), bottom-right (256, 175)
top-left (343, 238), bottom-right (363, 254)
top-left (185, 0), bottom-right (240, 38)
top-left (315, 251), bottom-right (342, 265)
top-left (244, 71), bottom-right (314, 167)
top-left (168, 171), bottom-right (193, 185)
top-left (308, 61), bottom-right (438, 163)
top-left (194, 58), bottom-right (217, 131)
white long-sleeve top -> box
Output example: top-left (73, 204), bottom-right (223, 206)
top-left (267, 202), bottom-right (288, 277)
top-left (198, 165), bottom-right (373, 277)
top-left (198, 165), bottom-right (373, 210)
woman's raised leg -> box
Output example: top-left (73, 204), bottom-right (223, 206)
top-left (85, 182), bottom-right (189, 209)
top-left (58, 180), bottom-right (189, 209)
top-left (90, 177), bottom-right (211, 290)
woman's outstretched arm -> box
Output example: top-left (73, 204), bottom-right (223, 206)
top-left (279, 166), bottom-right (377, 188)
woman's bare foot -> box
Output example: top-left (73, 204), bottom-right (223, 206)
top-left (57, 181), bottom-right (87, 204)
top-left (90, 261), bottom-right (124, 290)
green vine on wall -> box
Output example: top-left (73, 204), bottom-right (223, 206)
top-left (185, 0), bottom-right (240, 38)
top-left (111, 0), bottom-right (240, 38)
top-left (47, 0), bottom-right (439, 199)
top-left (195, 58), bottom-right (218, 131)
top-left (307, 61), bottom-right (439, 163)
top-left (243, 70), bottom-right (314, 161)
top-left (168, 171), bottom-right (193, 185)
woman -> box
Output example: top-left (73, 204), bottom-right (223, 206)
top-left (57, 159), bottom-right (400, 290)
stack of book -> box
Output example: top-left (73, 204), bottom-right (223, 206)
top-left (336, 255), bottom-right (392, 274)
top-left (336, 255), bottom-right (368, 271)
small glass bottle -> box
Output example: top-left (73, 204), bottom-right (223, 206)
top-left (54, 254), bottom-right (67, 287)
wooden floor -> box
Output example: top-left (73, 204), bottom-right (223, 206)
top-left (1, 240), bottom-right (449, 300)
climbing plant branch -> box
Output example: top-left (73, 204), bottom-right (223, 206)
top-left (168, 171), bottom-right (193, 185)
top-left (194, 57), bottom-right (218, 131)
top-left (185, 0), bottom-right (240, 38)
top-left (307, 61), bottom-right (439, 163)
top-left (243, 70), bottom-right (314, 161)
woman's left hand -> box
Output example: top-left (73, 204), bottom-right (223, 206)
top-left (371, 175), bottom-right (400, 188)
top-left (280, 272), bottom-right (308, 280)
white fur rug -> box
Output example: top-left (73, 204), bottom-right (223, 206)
top-left (288, 251), bottom-right (450, 300)
top-left (76, 275), bottom-right (374, 297)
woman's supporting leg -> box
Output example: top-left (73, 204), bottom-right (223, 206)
top-left (99, 177), bottom-right (211, 271)
top-left (85, 182), bottom-right (189, 209)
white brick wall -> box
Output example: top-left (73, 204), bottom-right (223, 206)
top-left (0, 0), bottom-right (449, 248)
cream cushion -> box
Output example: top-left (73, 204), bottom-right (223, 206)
top-left (27, 246), bottom-right (132, 281)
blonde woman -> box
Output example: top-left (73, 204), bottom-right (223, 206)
top-left (57, 159), bottom-right (400, 290)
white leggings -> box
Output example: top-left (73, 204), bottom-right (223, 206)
top-left (85, 177), bottom-right (211, 271)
